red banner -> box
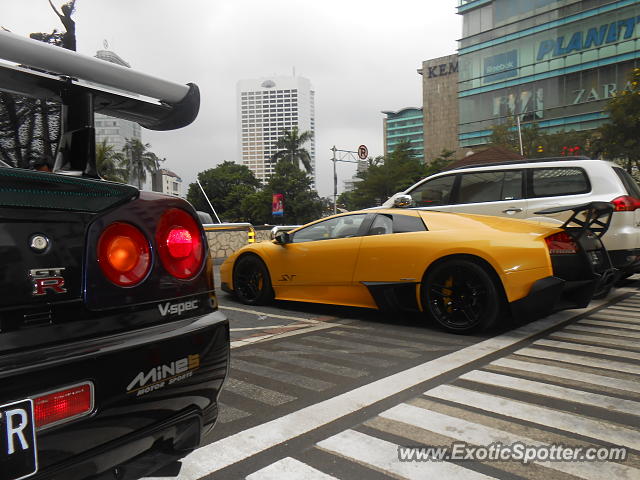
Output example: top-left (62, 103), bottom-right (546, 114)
top-left (272, 193), bottom-right (284, 216)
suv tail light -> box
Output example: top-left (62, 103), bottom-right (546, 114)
top-left (98, 222), bottom-right (151, 286)
top-left (34, 382), bottom-right (94, 430)
top-left (545, 231), bottom-right (578, 254)
top-left (156, 208), bottom-right (204, 279)
top-left (611, 195), bottom-right (640, 212)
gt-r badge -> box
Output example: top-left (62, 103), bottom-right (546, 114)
top-left (30, 268), bottom-right (67, 296)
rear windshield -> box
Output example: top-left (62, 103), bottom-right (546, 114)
top-left (613, 167), bottom-right (640, 198)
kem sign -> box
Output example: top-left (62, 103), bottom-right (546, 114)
top-left (537, 15), bottom-right (640, 61)
top-left (427, 61), bottom-right (458, 79)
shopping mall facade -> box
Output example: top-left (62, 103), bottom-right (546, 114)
top-left (457, 0), bottom-right (640, 148)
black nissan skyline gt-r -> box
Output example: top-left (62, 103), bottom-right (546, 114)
top-left (0, 30), bottom-right (229, 479)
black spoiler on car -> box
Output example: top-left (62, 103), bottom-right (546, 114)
top-left (0, 29), bottom-right (199, 177)
top-left (535, 201), bottom-right (614, 238)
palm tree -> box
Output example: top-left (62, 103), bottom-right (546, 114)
top-left (271, 127), bottom-right (314, 173)
top-left (96, 140), bottom-right (126, 182)
top-left (121, 138), bottom-right (160, 189)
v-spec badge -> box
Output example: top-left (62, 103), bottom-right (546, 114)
top-left (158, 299), bottom-right (199, 317)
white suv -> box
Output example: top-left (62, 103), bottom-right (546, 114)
top-left (383, 157), bottom-right (640, 278)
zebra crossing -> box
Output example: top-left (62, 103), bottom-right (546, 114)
top-left (245, 293), bottom-right (640, 479)
top-left (212, 318), bottom-right (479, 436)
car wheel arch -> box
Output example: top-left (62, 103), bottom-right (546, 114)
top-left (418, 253), bottom-right (508, 311)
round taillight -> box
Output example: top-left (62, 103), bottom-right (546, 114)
top-left (167, 228), bottom-right (193, 258)
top-left (156, 209), bottom-right (203, 279)
top-left (97, 222), bottom-right (151, 286)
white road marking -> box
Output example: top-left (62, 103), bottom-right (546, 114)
top-left (231, 325), bottom-right (300, 331)
top-left (515, 347), bottom-right (640, 374)
top-left (459, 369), bottom-right (640, 416)
top-left (230, 322), bottom-right (341, 349)
top-left (425, 385), bottom-right (640, 450)
top-left (490, 358), bottom-right (640, 394)
top-left (604, 305), bottom-right (640, 313)
top-left (565, 325), bottom-right (640, 339)
top-left (588, 312), bottom-right (640, 323)
top-left (224, 378), bottom-right (295, 406)
top-left (246, 457), bottom-right (338, 480)
top-left (317, 429), bottom-right (494, 480)
top-left (220, 305), bottom-right (323, 324)
top-left (579, 319), bottom-right (640, 331)
top-left (534, 339), bottom-right (640, 361)
top-left (550, 331), bottom-right (640, 349)
top-left (590, 311), bottom-right (640, 322)
top-left (151, 305), bottom-right (603, 479)
top-left (380, 403), bottom-right (640, 480)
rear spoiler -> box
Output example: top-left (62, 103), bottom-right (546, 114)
top-left (0, 30), bottom-right (199, 176)
top-left (535, 201), bottom-right (614, 238)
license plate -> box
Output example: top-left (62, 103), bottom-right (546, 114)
top-left (0, 399), bottom-right (38, 480)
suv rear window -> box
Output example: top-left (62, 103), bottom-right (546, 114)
top-left (613, 167), bottom-right (640, 198)
top-left (530, 167), bottom-right (590, 197)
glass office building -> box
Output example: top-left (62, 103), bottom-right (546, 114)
top-left (457, 0), bottom-right (640, 147)
top-left (382, 108), bottom-right (424, 162)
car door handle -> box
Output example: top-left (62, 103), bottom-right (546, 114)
top-left (502, 208), bottom-right (523, 214)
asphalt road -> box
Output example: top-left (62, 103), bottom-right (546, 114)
top-left (146, 273), bottom-right (640, 480)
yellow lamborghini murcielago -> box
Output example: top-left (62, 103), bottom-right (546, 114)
top-left (220, 204), bottom-right (615, 333)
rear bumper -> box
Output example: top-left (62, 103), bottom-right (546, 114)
top-left (609, 248), bottom-right (640, 274)
top-left (2, 309), bottom-right (229, 480)
top-left (33, 406), bottom-right (204, 480)
top-left (509, 271), bottom-right (614, 322)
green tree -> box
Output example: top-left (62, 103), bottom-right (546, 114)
top-left (271, 126), bottom-right (314, 173)
top-left (592, 67), bottom-right (640, 180)
top-left (187, 161), bottom-right (261, 222)
top-left (541, 130), bottom-right (591, 158)
top-left (488, 118), bottom-right (543, 157)
top-left (120, 138), bottom-right (160, 188)
top-left (241, 161), bottom-right (323, 225)
top-left (488, 117), bottom-right (594, 158)
top-left (425, 148), bottom-right (456, 176)
top-left (96, 139), bottom-right (126, 182)
top-left (343, 141), bottom-right (425, 209)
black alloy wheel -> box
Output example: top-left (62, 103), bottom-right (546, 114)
top-left (233, 255), bottom-right (274, 305)
top-left (422, 259), bottom-right (501, 333)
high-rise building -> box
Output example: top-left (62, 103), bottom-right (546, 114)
top-left (93, 49), bottom-right (141, 155)
top-left (382, 107), bottom-right (424, 162)
top-left (237, 76), bottom-right (316, 185)
top-left (456, 0), bottom-right (640, 148)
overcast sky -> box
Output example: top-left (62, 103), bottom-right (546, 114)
top-left (5, 0), bottom-right (461, 197)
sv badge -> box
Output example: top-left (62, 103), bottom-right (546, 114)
top-left (279, 274), bottom-right (297, 282)
top-left (30, 268), bottom-right (67, 296)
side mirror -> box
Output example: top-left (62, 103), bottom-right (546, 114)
top-left (393, 194), bottom-right (414, 208)
top-left (273, 231), bottom-right (290, 245)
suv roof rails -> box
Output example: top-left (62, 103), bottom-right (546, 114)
top-left (0, 30), bottom-right (200, 177)
top-left (449, 156), bottom-right (594, 171)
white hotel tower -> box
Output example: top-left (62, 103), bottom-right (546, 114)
top-left (237, 75), bottom-right (316, 185)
